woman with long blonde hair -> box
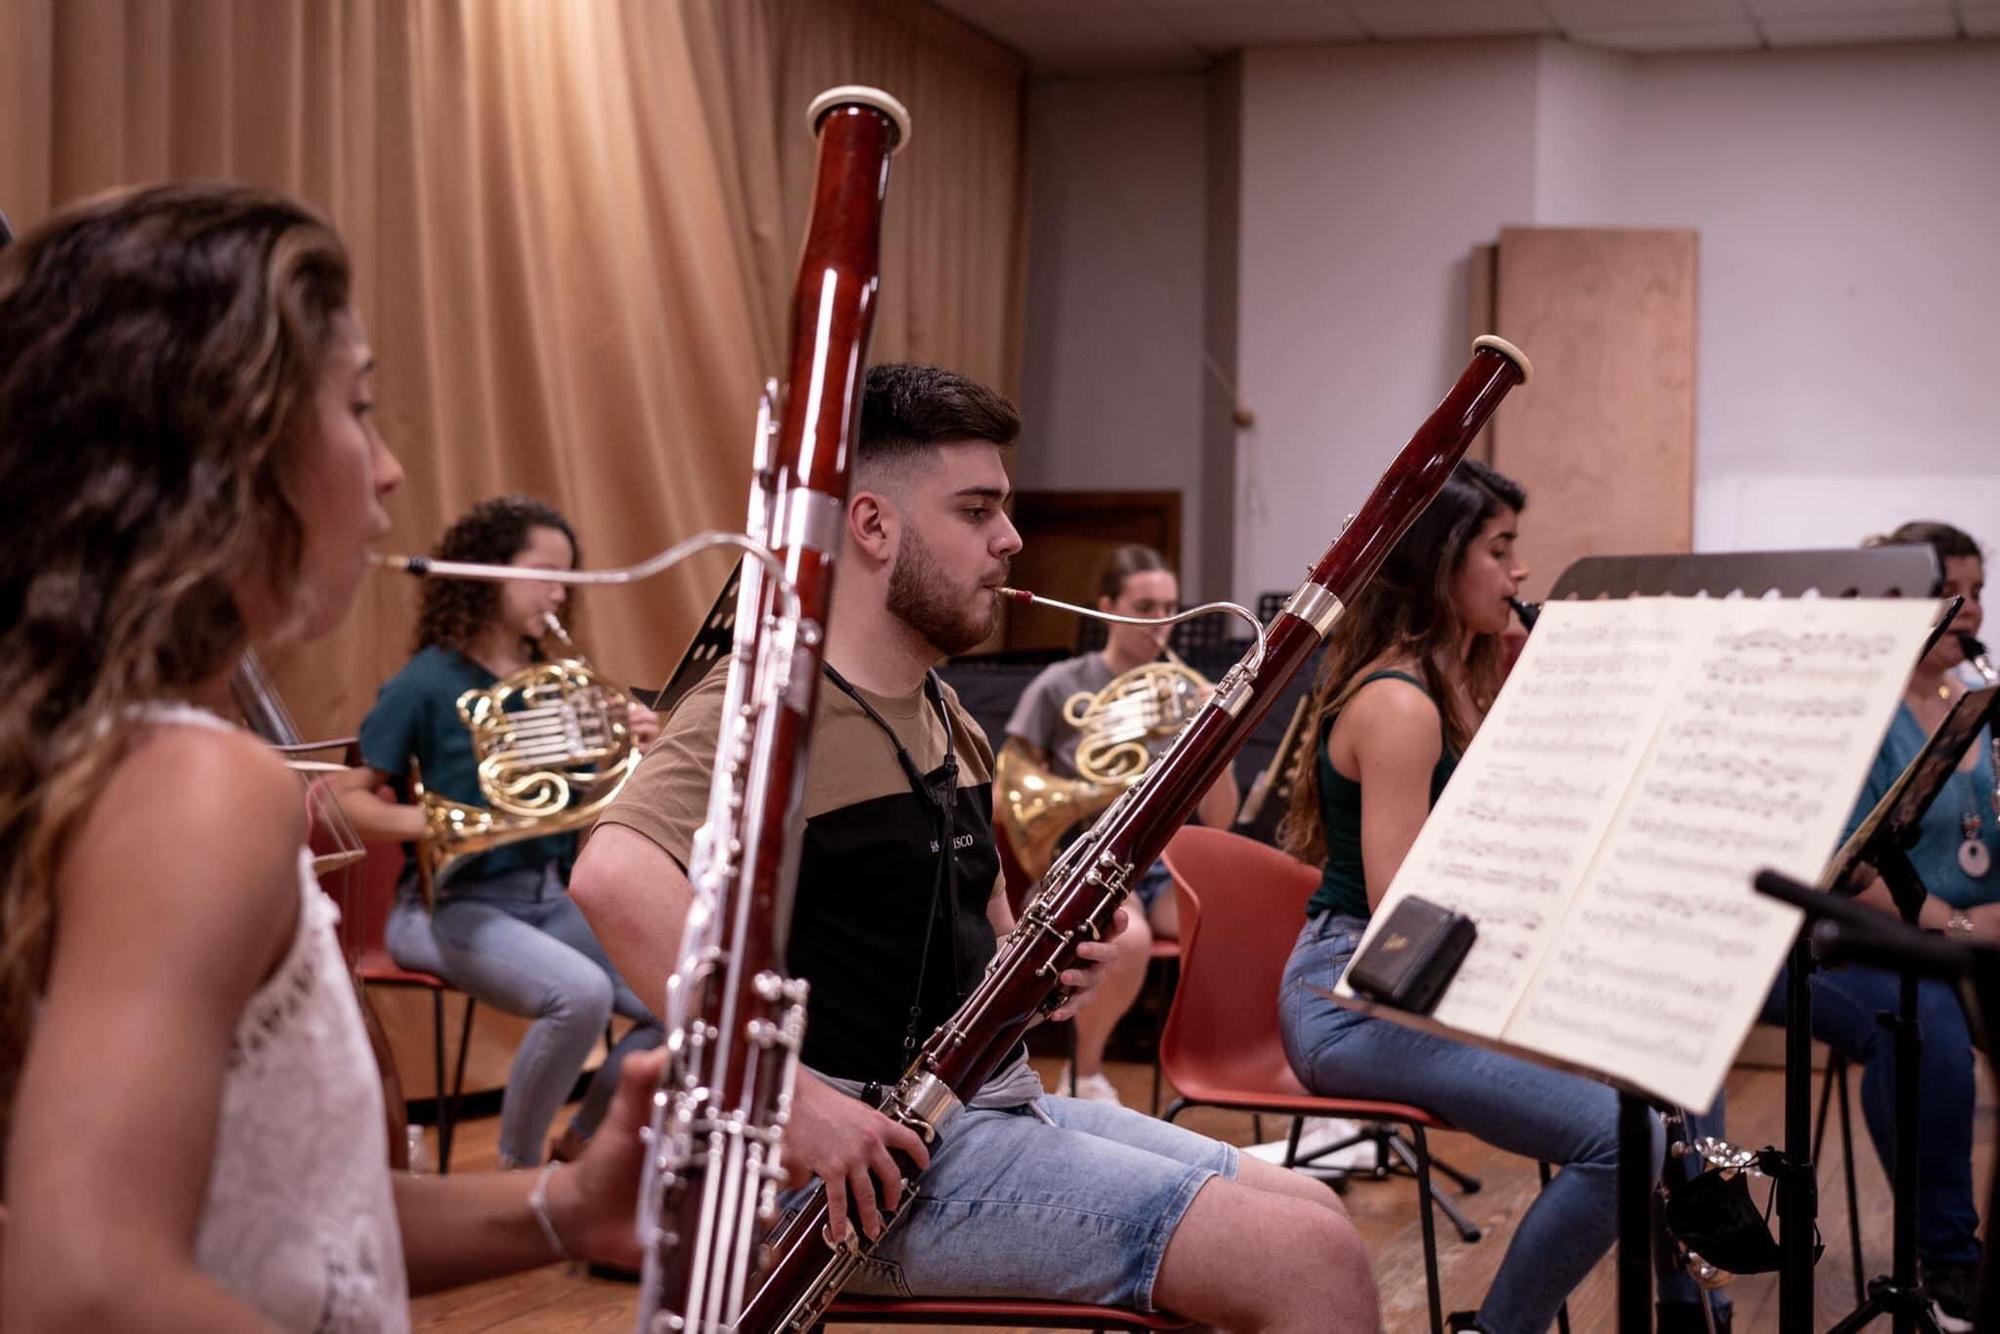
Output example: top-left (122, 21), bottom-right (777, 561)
top-left (0, 184), bottom-right (660, 1329)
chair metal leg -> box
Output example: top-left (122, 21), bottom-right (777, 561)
top-left (1813, 1054), bottom-right (1865, 1305)
top-left (1387, 1131), bottom-right (1482, 1242)
top-left (1282, 1116), bottom-right (1306, 1169)
top-left (1836, 1059), bottom-right (1864, 1306)
top-left (1539, 1161), bottom-right (1571, 1334)
top-left (442, 997), bottom-right (476, 1170)
top-left (1411, 1124), bottom-right (1446, 1334)
top-left (430, 988), bottom-right (451, 1172)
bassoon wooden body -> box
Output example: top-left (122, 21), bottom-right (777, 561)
top-left (634, 86), bottom-right (909, 1334)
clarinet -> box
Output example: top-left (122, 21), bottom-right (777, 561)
top-left (1961, 632), bottom-right (1998, 687)
top-left (739, 335), bottom-right (1534, 1334)
top-left (1509, 595), bottom-right (1541, 631)
top-left (635, 86), bottom-right (910, 1334)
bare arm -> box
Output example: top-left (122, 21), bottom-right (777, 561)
top-left (567, 822), bottom-right (692, 1019)
top-left (4, 727), bottom-right (302, 1331)
top-left (321, 761), bottom-right (423, 844)
top-left (1195, 763), bottom-right (1240, 830)
top-left (570, 825), bottom-right (932, 1244)
top-left (391, 1047), bottom-right (667, 1290)
top-left (1340, 682), bottom-right (1447, 912)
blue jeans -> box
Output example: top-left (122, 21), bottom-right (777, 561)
top-left (785, 1095), bottom-right (1236, 1311)
top-left (1760, 963), bottom-right (1981, 1267)
top-left (1281, 912), bottom-right (1703, 1334)
top-left (386, 863), bottom-right (661, 1167)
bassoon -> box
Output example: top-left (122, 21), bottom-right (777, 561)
top-left (634, 86), bottom-right (910, 1334)
top-left (740, 334), bottom-right (1533, 1333)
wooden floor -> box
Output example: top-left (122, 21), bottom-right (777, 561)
top-left (407, 1053), bottom-right (1993, 1333)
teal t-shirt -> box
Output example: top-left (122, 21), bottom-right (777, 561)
top-left (1304, 670), bottom-right (1459, 922)
top-left (1841, 702), bottom-right (1999, 911)
top-left (358, 644), bottom-right (578, 885)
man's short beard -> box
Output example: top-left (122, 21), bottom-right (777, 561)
top-left (886, 526), bottom-right (998, 657)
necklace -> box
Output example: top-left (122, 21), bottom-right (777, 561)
top-left (1960, 728), bottom-right (1997, 879)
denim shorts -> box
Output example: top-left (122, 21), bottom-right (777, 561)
top-left (826, 1095), bottom-right (1237, 1311)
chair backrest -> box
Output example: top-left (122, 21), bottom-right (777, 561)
top-left (1158, 825), bottom-right (1321, 1096)
top-left (305, 784), bottom-right (409, 965)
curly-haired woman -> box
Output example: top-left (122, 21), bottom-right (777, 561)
top-left (1, 183), bottom-right (664, 1328)
top-left (329, 494), bottom-right (663, 1169)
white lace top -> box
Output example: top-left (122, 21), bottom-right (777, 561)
top-left (148, 704), bottom-right (409, 1331)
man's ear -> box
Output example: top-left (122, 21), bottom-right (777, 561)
top-left (847, 489), bottom-right (899, 564)
top-left (1096, 593), bottom-right (1115, 614)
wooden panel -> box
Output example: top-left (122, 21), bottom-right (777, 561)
top-left (1465, 242), bottom-right (1498, 466)
top-left (1488, 227), bottom-right (1697, 601)
top-left (1002, 490), bottom-right (1181, 652)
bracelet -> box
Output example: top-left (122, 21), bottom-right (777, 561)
top-left (528, 1161), bottom-right (573, 1261)
top-left (1945, 911), bottom-right (1976, 939)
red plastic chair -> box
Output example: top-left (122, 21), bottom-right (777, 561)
top-left (820, 1296), bottom-right (1185, 1330)
top-left (1158, 827), bottom-right (1494, 1334)
top-left (313, 796), bottom-right (476, 1172)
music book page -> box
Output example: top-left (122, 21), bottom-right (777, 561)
top-left (1337, 596), bottom-right (1937, 1109)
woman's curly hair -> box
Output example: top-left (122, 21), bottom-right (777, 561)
top-left (0, 183), bottom-right (350, 1156)
top-left (414, 495), bottom-right (581, 654)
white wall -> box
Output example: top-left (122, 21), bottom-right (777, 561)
top-left (1604, 43), bottom-right (2000, 553)
top-left (1235, 42), bottom-right (1540, 602)
top-left (1016, 75), bottom-right (1211, 581)
top-left (1230, 37), bottom-right (2000, 601)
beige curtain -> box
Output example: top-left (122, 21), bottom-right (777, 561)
top-left (683, 0), bottom-right (1028, 392)
top-left (0, 0), bottom-right (1026, 742)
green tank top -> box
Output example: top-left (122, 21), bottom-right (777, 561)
top-left (1304, 669), bottom-right (1459, 921)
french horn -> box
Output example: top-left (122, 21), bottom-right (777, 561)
top-left (994, 594), bottom-right (1258, 881)
top-left (410, 613), bottom-right (639, 900)
top-left (376, 530), bottom-right (795, 901)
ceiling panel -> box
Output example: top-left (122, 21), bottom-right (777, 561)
top-left (1962, 3), bottom-right (2000, 33)
top-left (1541, 0), bottom-right (1750, 25)
top-left (930, 0), bottom-right (1985, 69)
top-left (1344, 0), bottom-right (1553, 37)
top-left (1743, 0), bottom-right (1945, 14)
top-left (1574, 19), bottom-right (1767, 47)
top-left (1152, 0), bottom-right (1366, 47)
top-left (1760, 8), bottom-right (1958, 39)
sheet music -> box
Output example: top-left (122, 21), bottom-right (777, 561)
top-left (1364, 600), bottom-right (1694, 1035)
top-left (1340, 596), bottom-right (1936, 1108)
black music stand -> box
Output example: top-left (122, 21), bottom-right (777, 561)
top-left (648, 566), bottom-right (742, 715)
top-left (1802, 683), bottom-right (2000, 1333)
top-left (1544, 546), bottom-right (1942, 1334)
top-left (1754, 870), bottom-right (2000, 1334)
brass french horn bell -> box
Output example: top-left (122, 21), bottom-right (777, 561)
top-left (992, 587), bottom-right (1261, 881)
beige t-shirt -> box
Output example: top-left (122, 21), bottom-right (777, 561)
top-left (602, 662), bottom-right (1022, 1087)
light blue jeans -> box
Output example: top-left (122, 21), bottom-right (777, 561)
top-left (784, 1095), bottom-right (1236, 1312)
top-left (1280, 912), bottom-right (1715, 1334)
top-left (386, 862), bottom-right (661, 1167)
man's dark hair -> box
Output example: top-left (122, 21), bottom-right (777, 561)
top-left (858, 363), bottom-right (1019, 470)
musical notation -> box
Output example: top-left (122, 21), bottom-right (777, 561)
top-left (1344, 595), bottom-right (1939, 1108)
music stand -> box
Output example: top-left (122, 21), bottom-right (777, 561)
top-left (646, 567), bottom-right (742, 716)
top-left (1543, 546), bottom-right (1941, 1334)
top-left (1754, 870), bottom-right (2000, 1333)
top-left (1802, 683), bottom-right (2000, 1332)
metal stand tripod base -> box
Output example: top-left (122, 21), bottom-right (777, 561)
top-left (1295, 1122), bottom-right (1485, 1243)
top-left (1824, 1279), bottom-right (1946, 1334)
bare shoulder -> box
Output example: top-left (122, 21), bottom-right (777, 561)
top-left (58, 717), bottom-right (304, 976)
top-left (1340, 672), bottom-right (1444, 765)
